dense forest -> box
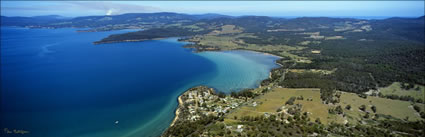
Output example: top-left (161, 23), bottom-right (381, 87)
top-left (93, 27), bottom-right (210, 44)
top-left (226, 16), bottom-right (425, 94)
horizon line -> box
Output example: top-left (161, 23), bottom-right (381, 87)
top-left (2, 12), bottom-right (424, 18)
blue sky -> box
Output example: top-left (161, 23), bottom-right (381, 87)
top-left (1, 1), bottom-right (424, 17)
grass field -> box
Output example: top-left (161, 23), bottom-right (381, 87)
top-left (225, 88), bottom-right (424, 126)
top-left (190, 33), bottom-right (311, 62)
top-left (340, 92), bottom-right (424, 122)
top-left (379, 82), bottom-right (425, 101)
top-left (226, 88), bottom-right (342, 125)
top-left (220, 25), bottom-right (242, 34)
top-left (182, 25), bottom-right (205, 32)
top-left (197, 35), bottom-right (239, 49)
top-left (288, 69), bottom-right (335, 74)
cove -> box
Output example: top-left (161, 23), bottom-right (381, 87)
top-left (1, 27), bottom-right (279, 137)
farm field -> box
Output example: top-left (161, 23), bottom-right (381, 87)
top-left (340, 92), bottom-right (424, 122)
top-left (225, 88), bottom-right (425, 126)
top-left (189, 33), bottom-right (310, 62)
top-left (225, 88), bottom-right (339, 124)
top-left (379, 82), bottom-right (425, 101)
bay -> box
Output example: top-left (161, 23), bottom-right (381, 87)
top-left (1, 27), bottom-right (279, 137)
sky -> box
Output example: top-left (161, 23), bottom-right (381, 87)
top-left (1, 1), bottom-right (424, 17)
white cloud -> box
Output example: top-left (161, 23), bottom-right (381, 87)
top-left (106, 9), bottom-right (114, 16)
top-left (1, 1), bottom-right (161, 17)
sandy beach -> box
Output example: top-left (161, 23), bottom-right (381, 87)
top-left (169, 94), bottom-right (183, 127)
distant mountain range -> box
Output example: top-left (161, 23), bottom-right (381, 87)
top-left (2, 12), bottom-right (424, 44)
top-left (0, 12), bottom-right (233, 28)
top-left (1, 12), bottom-right (423, 28)
top-left (1, 15), bottom-right (66, 26)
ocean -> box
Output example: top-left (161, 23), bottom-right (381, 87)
top-left (0, 27), bottom-right (279, 137)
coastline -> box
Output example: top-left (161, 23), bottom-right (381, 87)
top-left (242, 50), bottom-right (283, 59)
top-left (182, 40), bottom-right (284, 59)
top-left (164, 48), bottom-right (284, 135)
top-left (92, 35), bottom-right (285, 136)
top-left (169, 94), bottom-right (183, 127)
top-left (179, 37), bottom-right (283, 58)
top-left (94, 35), bottom-right (283, 62)
top-left (91, 35), bottom-right (285, 136)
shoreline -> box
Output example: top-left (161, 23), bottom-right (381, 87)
top-left (169, 94), bottom-right (183, 127)
top-left (179, 38), bottom-right (284, 59)
top-left (91, 36), bottom-right (285, 136)
top-left (242, 50), bottom-right (283, 59)
top-left (164, 47), bottom-right (284, 135)
top-left (94, 35), bottom-right (283, 62)
top-left (92, 35), bottom-right (285, 136)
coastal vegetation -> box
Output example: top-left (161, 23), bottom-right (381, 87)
top-left (164, 87), bottom-right (425, 136)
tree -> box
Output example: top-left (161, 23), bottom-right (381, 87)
top-left (374, 114), bottom-right (380, 120)
top-left (335, 105), bottom-right (343, 114)
top-left (371, 105), bottom-right (377, 113)
top-left (328, 108), bottom-right (335, 114)
top-left (315, 118), bottom-right (321, 124)
top-left (297, 95), bottom-right (304, 100)
top-left (345, 105), bottom-right (351, 110)
top-left (358, 93), bottom-right (367, 99)
top-left (269, 115), bottom-right (276, 122)
top-left (231, 92), bottom-right (237, 98)
top-left (359, 105), bottom-right (366, 112)
top-left (277, 108), bottom-right (282, 112)
top-left (420, 112), bottom-right (425, 119)
top-left (217, 92), bottom-right (226, 98)
top-left (286, 97), bottom-right (296, 105)
top-left (288, 116), bottom-right (293, 122)
top-left (413, 105), bottom-right (421, 112)
top-left (363, 112), bottom-right (370, 119)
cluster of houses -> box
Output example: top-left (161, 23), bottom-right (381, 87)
top-left (182, 87), bottom-right (244, 121)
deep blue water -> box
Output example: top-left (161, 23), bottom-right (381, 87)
top-left (1, 27), bottom-right (279, 137)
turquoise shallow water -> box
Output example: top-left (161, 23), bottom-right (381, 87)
top-left (200, 50), bottom-right (279, 92)
top-left (1, 27), bottom-right (279, 137)
top-left (119, 50), bottom-right (280, 137)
